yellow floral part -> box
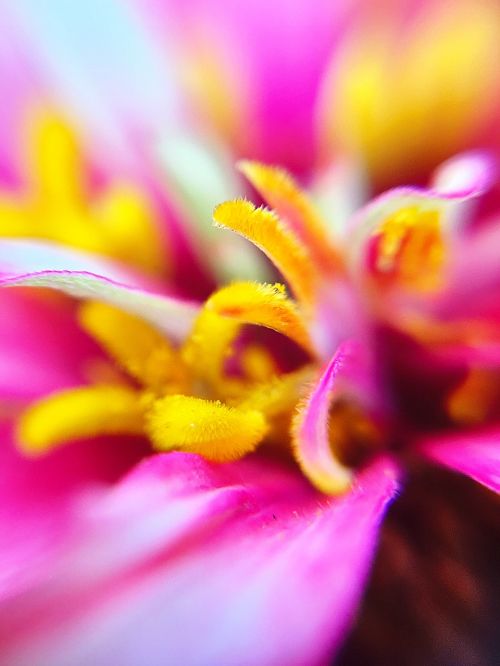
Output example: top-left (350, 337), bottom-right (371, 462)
top-left (146, 395), bottom-right (268, 462)
top-left (373, 206), bottom-right (445, 292)
top-left (238, 369), bottom-right (312, 447)
top-left (206, 281), bottom-right (314, 354)
top-left (182, 309), bottom-right (241, 394)
top-left (18, 385), bottom-right (145, 454)
top-left (319, 0), bottom-right (500, 187)
top-left (29, 110), bottom-right (84, 209)
top-left (238, 160), bottom-right (341, 272)
top-left (239, 344), bottom-right (278, 383)
top-left (213, 199), bottom-right (316, 309)
top-left (78, 301), bottom-right (188, 393)
top-left (0, 111), bottom-right (166, 275)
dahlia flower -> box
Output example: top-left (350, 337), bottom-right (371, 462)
top-left (0, 1), bottom-right (499, 665)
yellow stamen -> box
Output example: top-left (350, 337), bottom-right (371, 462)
top-left (146, 395), bottom-right (268, 462)
top-left (180, 33), bottom-right (253, 155)
top-left (238, 160), bottom-right (341, 272)
top-left (0, 110), bottom-right (166, 275)
top-left (29, 112), bottom-right (84, 209)
top-left (238, 369), bottom-right (311, 419)
top-left (93, 184), bottom-right (166, 275)
top-left (206, 281), bottom-right (314, 354)
top-left (181, 309), bottom-right (241, 392)
top-left (240, 344), bottom-right (278, 383)
top-left (213, 199), bottom-right (316, 309)
top-left (18, 385), bottom-right (144, 455)
top-left (78, 301), bottom-right (188, 393)
top-left (237, 369), bottom-right (313, 449)
top-left (373, 206), bottom-right (445, 291)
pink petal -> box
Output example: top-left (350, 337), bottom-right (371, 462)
top-left (134, 0), bottom-right (353, 176)
top-left (419, 429), bottom-right (500, 494)
top-left (431, 151), bottom-right (496, 198)
top-left (0, 452), bottom-right (400, 665)
top-left (0, 421), bottom-right (147, 603)
top-left (0, 239), bottom-right (199, 341)
top-left (0, 289), bottom-right (97, 399)
top-left (294, 340), bottom-right (383, 494)
top-left (437, 220), bottom-right (500, 319)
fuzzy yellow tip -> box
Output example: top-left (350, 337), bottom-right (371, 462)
top-left (146, 395), bottom-right (268, 462)
top-left (237, 160), bottom-right (340, 272)
top-left (206, 281), bottom-right (314, 354)
top-left (213, 199), bottom-right (316, 308)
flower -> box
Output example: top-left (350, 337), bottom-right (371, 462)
top-left (134, 0), bottom-right (500, 188)
top-left (0, 2), bottom-right (500, 665)
top-left (1, 149), bottom-right (499, 664)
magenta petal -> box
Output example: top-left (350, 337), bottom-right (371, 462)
top-left (0, 289), bottom-right (98, 399)
top-left (420, 429), bottom-right (500, 494)
top-left (0, 422), bottom-right (146, 604)
top-left (294, 341), bottom-right (356, 494)
top-left (0, 452), bottom-right (400, 665)
top-left (294, 340), bottom-right (383, 495)
top-left (0, 239), bottom-right (199, 340)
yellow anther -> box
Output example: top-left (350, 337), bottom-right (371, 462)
top-left (238, 161), bottom-right (341, 272)
top-left (213, 199), bottom-right (316, 309)
top-left (146, 395), bottom-right (268, 462)
top-left (79, 301), bottom-right (187, 393)
top-left (18, 385), bottom-right (144, 455)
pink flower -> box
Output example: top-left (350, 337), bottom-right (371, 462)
top-left (0, 2), bottom-right (499, 665)
top-left (0, 150), bottom-right (499, 664)
top-left (132, 0), bottom-right (500, 188)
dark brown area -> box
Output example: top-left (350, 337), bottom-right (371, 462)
top-left (336, 460), bottom-right (500, 666)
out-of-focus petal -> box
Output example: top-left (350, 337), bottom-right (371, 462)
top-left (133, 0), bottom-right (352, 175)
top-left (419, 429), bottom-right (500, 494)
top-left (0, 422), bottom-right (146, 603)
top-left (0, 451), bottom-right (400, 666)
top-left (0, 239), bottom-right (199, 341)
top-left (5, 0), bottom-right (184, 164)
top-left (431, 151), bottom-right (496, 198)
